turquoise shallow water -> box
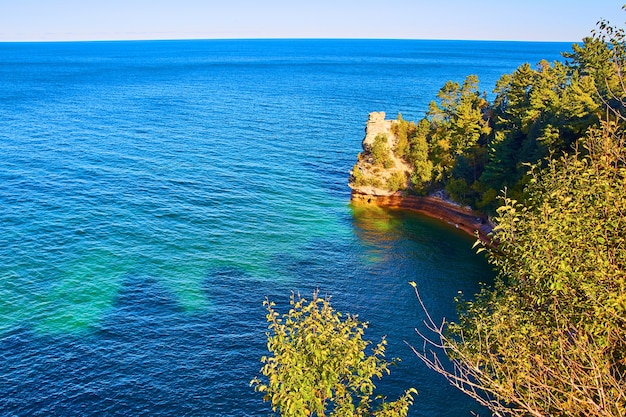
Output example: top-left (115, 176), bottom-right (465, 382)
top-left (0, 39), bottom-right (569, 416)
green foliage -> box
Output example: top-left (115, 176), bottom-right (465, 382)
top-left (370, 134), bottom-right (394, 169)
top-left (351, 164), bottom-right (367, 188)
top-left (401, 74), bottom-right (493, 203)
top-left (474, 187), bottom-right (498, 211)
top-left (482, 58), bottom-right (600, 197)
top-left (426, 75), bottom-right (490, 183)
top-left (407, 119), bottom-right (433, 189)
top-left (565, 32), bottom-right (626, 115)
top-left (374, 38), bottom-right (610, 211)
top-left (414, 122), bottom-right (626, 417)
top-left (391, 113), bottom-right (411, 160)
top-left (351, 164), bottom-right (382, 189)
top-left (411, 15), bottom-right (626, 416)
top-left (428, 75), bottom-right (491, 156)
top-left (466, 124), bottom-right (625, 416)
top-left (252, 292), bottom-right (417, 417)
top-left (443, 177), bottom-right (469, 206)
top-left (385, 171), bottom-right (407, 192)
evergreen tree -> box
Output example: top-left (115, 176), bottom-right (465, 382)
top-left (412, 13), bottom-right (626, 416)
top-left (407, 119), bottom-right (433, 189)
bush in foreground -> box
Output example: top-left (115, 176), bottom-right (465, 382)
top-left (252, 292), bottom-right (416, 417)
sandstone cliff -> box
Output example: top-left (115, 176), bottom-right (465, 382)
top-left (348, 112), bottom-right (413, 196)
top-left (349, 112), bottom-right (493, 241)
top-left (351, 192), bottom-right (493, 242)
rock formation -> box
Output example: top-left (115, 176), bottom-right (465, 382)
top-left (350, 112), bottom-right (493, 242)
top-left (348, 112), bottom-right (413, 196)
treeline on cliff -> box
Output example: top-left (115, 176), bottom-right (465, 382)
top-left (380, 33), bottom-right (625, 213)
top-left (404, 17), bottom-right (626, 416)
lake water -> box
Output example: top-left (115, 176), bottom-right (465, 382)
top-left (0, 39), bottom-right (570, 416)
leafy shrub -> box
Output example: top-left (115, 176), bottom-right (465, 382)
top-left (371, 134), bottom-right (394, 168)
top-left (252, 293), bottom-right (417, 417)
top-left (386, 171), bottom-right (407, 192)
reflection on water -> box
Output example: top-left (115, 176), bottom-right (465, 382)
top-left (347, 202), bottom-right (493, 417)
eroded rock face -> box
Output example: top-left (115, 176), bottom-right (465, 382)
top-left (351, 192), bottom-right (494, 242)
top-left (348, 112), bottom-right (412, 196)
top-left (362, 111), bottom-right (392, 150)
top-left (348, 112), bottom-right (494, 240)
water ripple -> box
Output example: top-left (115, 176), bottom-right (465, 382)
top-left (0, 39), bottom-right (570, 416)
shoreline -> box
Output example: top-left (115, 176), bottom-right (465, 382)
top-left (351, 191), bottom-right (494, 242)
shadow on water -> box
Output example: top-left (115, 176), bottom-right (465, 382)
top-left (0, 201), bottom-right (494, 417)
top-left (0, 268), bottom-right (278, 417)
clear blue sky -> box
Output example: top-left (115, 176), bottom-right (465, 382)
top-left (0, 0), bottom-right (623, 42)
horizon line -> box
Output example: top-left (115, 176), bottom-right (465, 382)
top-left (0, 36), bottom-right (580, 44)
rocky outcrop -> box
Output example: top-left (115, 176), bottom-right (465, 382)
top-left (350, 112), bottom-right (494, 241)
top-left (348, 112), bottom-right (413, 196)
top-left (362, 111), bottom-right (393, 149)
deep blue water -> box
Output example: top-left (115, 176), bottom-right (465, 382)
top-left (0, 39), bottom-right (570, 416)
